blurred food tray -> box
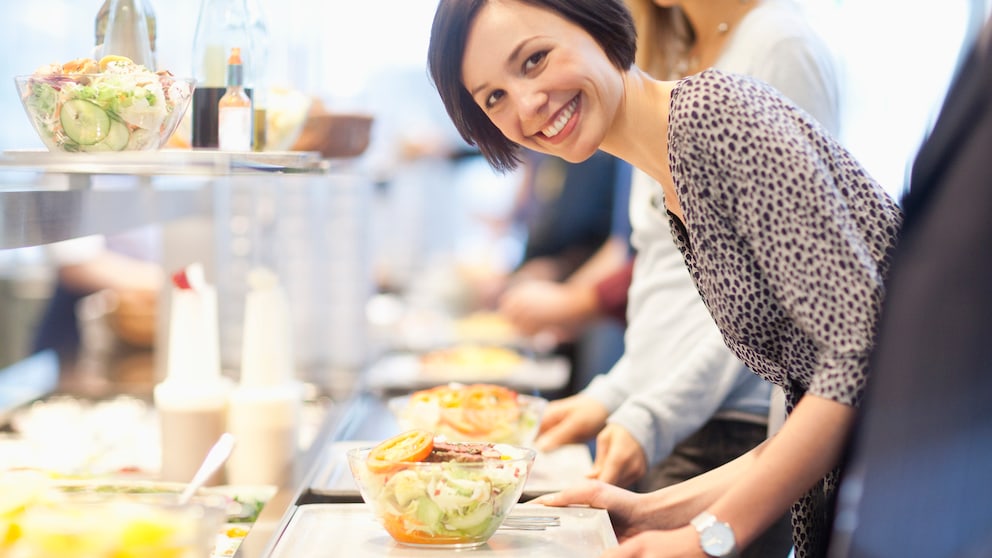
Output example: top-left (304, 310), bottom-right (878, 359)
top-left (269, 503), bottom-right (616, 557)
top-left (362, 352), bottom-right (570, 394)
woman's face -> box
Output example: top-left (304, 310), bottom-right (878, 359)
top-left (461, 0), bottom-right (626, 163)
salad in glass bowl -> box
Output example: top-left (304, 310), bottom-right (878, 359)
top-left (389, 383), bottom-right (547, 446)
top-left (347, 430), bottom-right (536, 548)
top-left (14, 55), bottom-right (194, 152)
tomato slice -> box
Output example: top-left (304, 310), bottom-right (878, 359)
top-left (382, 513), bottom-right (465, 545)
top-left (440, 406), bottom-right (487, 435)
top-left (367, 429), bottom-right (435, 473)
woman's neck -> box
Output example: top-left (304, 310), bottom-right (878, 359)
top-left (602, 67), bottom-right (684, 222)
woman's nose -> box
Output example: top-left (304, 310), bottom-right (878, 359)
top-left (514, 84), bottom-right (548, 120)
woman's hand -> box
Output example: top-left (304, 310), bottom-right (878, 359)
top-left (601, 526), bottom-right (704, 558)
top-left (536, 482), bottom-right (708, 556)
top-left (533, 479), bottom-right (649, 540)
top-left (535, 395), bottom-right (609, 452)
top-left (499, 279), bottom-right (597, 334)
top-left (590, 424), bottom-right (648, 488)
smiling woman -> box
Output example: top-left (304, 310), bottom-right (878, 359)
top-left (428, 0), bottom-right (636, 172)
top-left (426, 1), bottom-right (903, 558)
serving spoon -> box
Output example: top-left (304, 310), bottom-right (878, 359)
top-left (177, 432), bottom-right (237, 505)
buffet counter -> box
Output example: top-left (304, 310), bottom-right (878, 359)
top-left (0, 354), bottom-right (607, 557)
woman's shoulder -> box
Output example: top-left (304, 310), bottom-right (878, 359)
top-left (668, 69), bottom-right (819, 158)
top-left (672, 69), bottom-right (778, 109)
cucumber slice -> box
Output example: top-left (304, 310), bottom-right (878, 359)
top-left (60, 99), bottom-right (111, 146)
top-left (101, 117), bottom-right (130, 151)
top-left (80, 118), bottom-right (130, 152)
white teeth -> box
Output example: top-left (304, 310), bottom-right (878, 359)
top-left (542, 98), bottom-right (577, 137)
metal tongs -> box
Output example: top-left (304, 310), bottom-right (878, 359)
top-left (177, 433), bottom-right (237, 505)
top-left (499, 513), bottom-right (562, 531)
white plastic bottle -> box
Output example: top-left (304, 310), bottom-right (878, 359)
top-left (226, 268), bottom-right (303, 486)
top-left (154, 263), bottom-right (233, 485)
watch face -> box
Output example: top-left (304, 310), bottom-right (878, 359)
top-left (700, 521), bottom-right (736, 556)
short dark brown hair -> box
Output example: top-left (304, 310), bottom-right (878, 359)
top-left (427, 0), bottom-right (637, 172)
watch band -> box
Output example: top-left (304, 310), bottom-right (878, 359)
top-left (691, 511), bottom-right (738, 557)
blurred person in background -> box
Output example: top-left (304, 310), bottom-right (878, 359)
top-left (32, 231), bottom-right (163, 363)
top-left (498, 0), bottom-right (842, 555)
top-left (484, 148), bottom-right (629, 395)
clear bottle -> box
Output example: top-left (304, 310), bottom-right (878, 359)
top-left (218, 47), bottom-right (253, 151)
top-left (96, 0), bottom-right (156, 69)
top-left (191, 0), bottom-right (253, 148)
top-left (245, 0), bottom-right (269, 151)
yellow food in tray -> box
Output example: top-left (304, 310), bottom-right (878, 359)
top-left (0, 471), bottom-right (224, 558)
top-left (0, 471), bottom-right (271, 558)
top-left (419, 345), bottom-right (525, 380)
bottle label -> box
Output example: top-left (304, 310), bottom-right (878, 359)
top-left (218, 106), bottom-right (252, 151)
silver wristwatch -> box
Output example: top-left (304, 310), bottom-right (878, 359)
top-left (690, 511), bottom-right (738, 557)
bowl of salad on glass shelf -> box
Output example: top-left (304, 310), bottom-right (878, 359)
top-left (15, 55), bottom-right (194, 153)
top-left (347, 430), bottom-right (536, 549)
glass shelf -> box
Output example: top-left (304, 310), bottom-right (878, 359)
top-left (0, 149), bottom-right (327, 178)
top-left (0, 149), bottom-right (328, 250)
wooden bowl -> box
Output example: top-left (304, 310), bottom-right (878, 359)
top-left (291, 112), bottom-right (373, 159)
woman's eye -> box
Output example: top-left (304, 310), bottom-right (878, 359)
top-left (524, 51), bottom-right (546, 72)
top-left (485, 90), bottom-right (504, 109)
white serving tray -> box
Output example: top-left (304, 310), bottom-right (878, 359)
top-left (308, 441), bottom-right (593, 501)
top-left (269, 503), bottom-right (617, 557)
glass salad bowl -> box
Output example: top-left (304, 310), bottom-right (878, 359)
top-left (388, 383), bottom-right (548, 446)
top-left (14, 56), bottom-right (194, 152)
top-left (347, 430), bottom-right (536, 548)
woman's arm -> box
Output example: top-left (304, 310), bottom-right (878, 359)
top-left (537, 393), bottom-right (855, 551)
top-left (701, 393), bottom-right (855, 547)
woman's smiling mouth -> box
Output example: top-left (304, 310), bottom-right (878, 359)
top-left (541, 96), bottom-right (579, 139)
